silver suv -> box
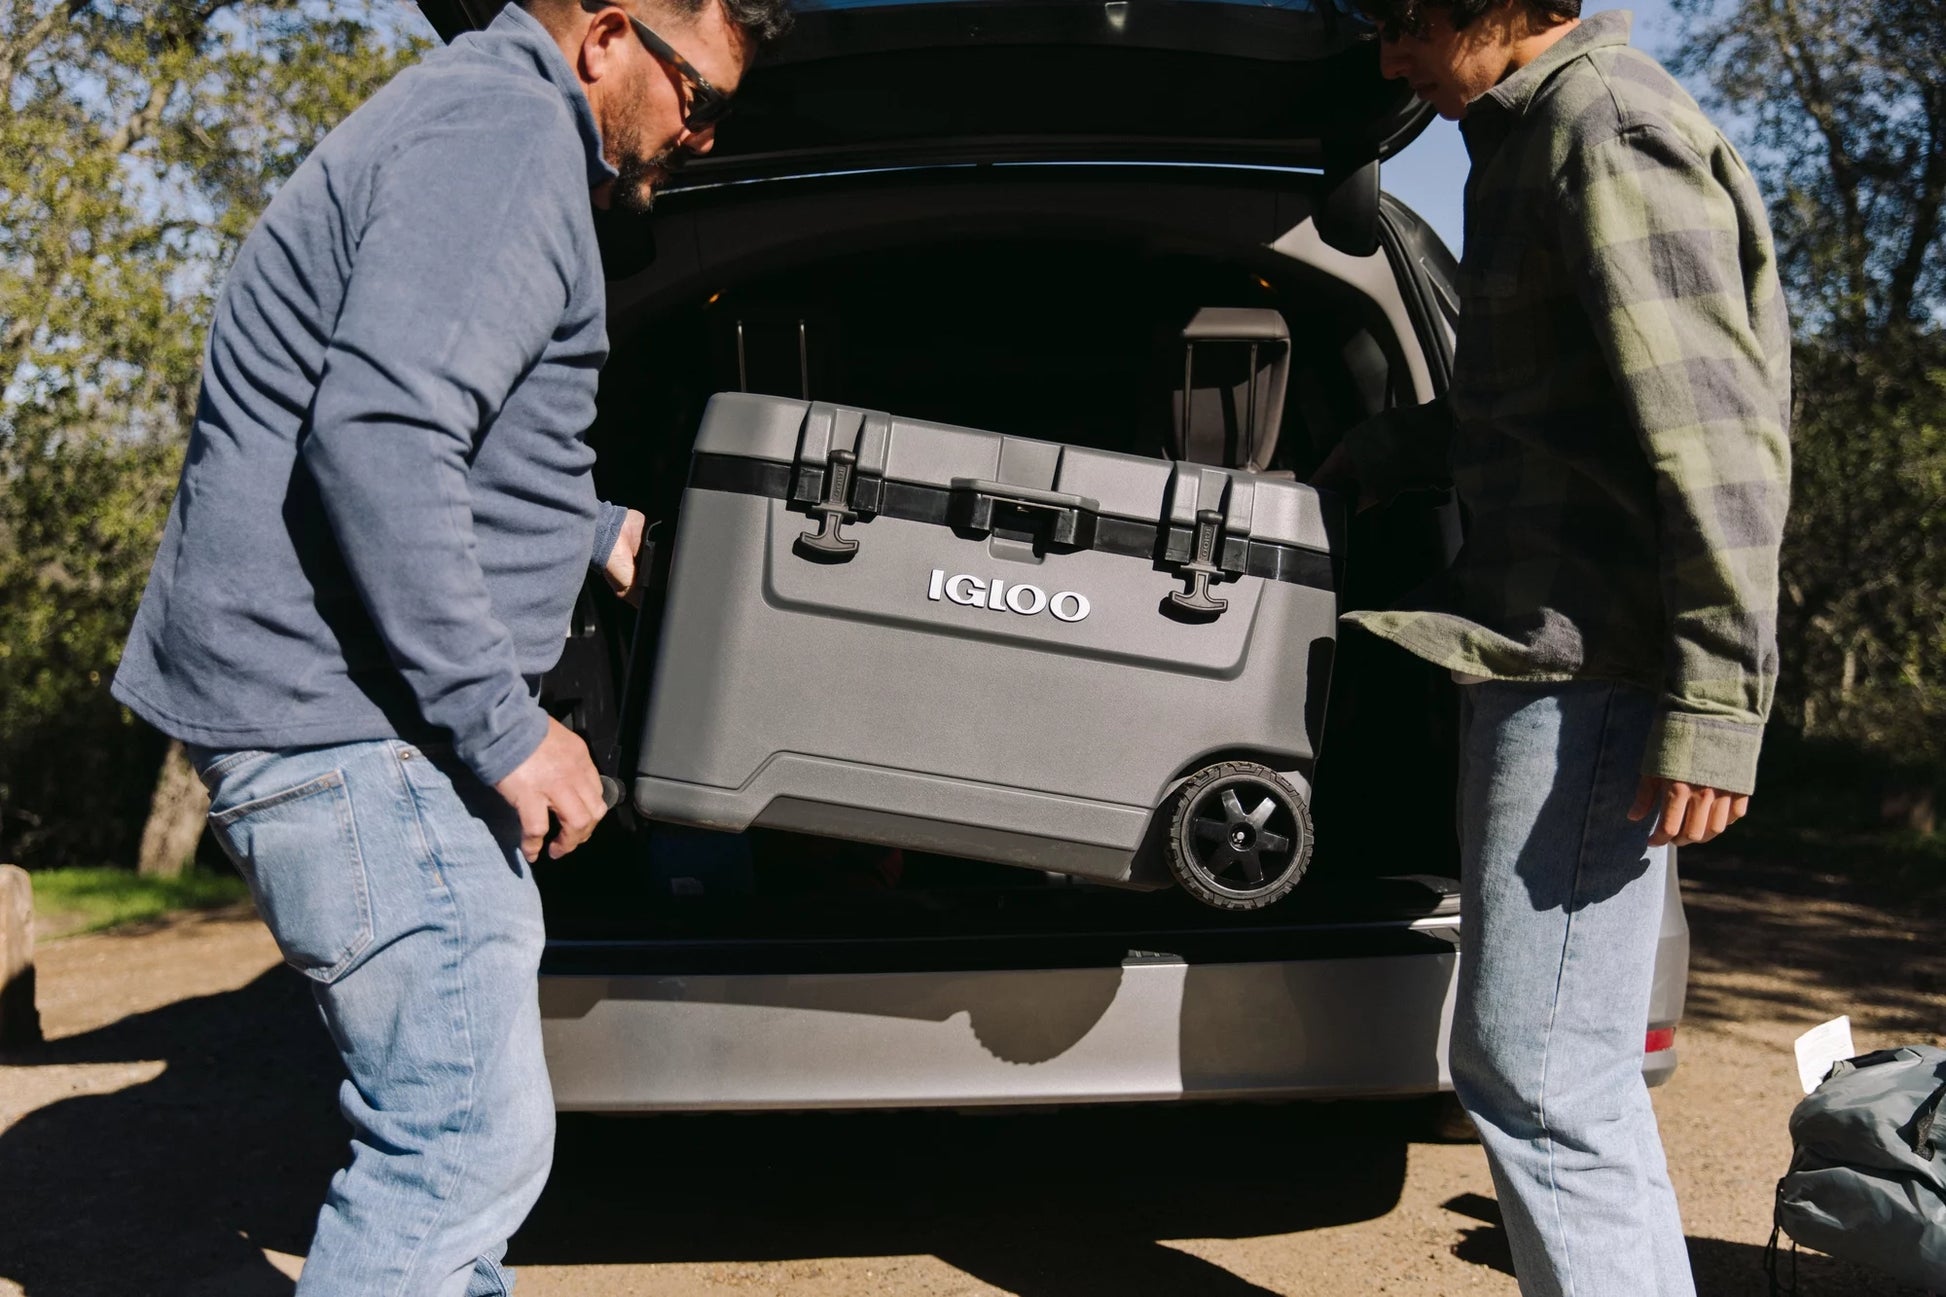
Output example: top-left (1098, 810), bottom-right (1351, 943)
top-left (415, 0), bottom-right (1688, 1114)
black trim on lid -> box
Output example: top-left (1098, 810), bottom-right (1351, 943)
top-left (687, 451), bottom-right (1336, 593)
top-left (706, 455), bottom-right (796, 501)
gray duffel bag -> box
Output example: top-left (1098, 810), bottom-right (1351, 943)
top-left (1771, 1045), bottom-right (1946, 1291)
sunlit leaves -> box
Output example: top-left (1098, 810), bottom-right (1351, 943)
top-left (0, 0), bottom-right (429, 863)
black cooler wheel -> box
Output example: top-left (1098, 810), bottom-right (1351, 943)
top-left (1168, 761), bottom-right (1313, 911)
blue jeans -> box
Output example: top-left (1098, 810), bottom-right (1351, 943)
top-left (192, 739), bottom-right (553, 1297)
top-left (1453, 681), bottom-right (1695, 1297)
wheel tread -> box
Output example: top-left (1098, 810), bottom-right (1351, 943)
top-left (1166, 760), bottom-right (1313, 911)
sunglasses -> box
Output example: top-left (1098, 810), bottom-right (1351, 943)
top-left (580, 1), bottom-right (736, 132)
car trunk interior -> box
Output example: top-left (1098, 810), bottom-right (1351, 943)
top-left (537, 209), bottom-right (1462, 947)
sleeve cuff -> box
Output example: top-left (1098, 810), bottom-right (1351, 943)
top-left (589, 500), bottom-right (629, 574)
top-left (460, 700), bottom-right (551, 788)
top-left (1643, 710), bottom-right (1764, 795)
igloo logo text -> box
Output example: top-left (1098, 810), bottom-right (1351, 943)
top-left (927, 569), bottom-right (1091, 623)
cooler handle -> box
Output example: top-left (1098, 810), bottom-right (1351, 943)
top-left (950, 478), bottom-right (1100, 547)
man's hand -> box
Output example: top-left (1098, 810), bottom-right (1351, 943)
top-left (1629, 776), bottom-right (1750, 848)
top-left (1309, 443), bottom-right (1380, 512)
top-left (601, 509), bottom-right (648, 606)
top-left (494, 718), bottom-right (606, 862)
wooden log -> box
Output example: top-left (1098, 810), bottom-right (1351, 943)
top-left (0, 864), bottom-right (41, 1048)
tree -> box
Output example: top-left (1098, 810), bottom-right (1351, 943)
top-left (1670, 0), bottom-right (1946, 340)
top-left (1671, 0), bottom-right (1946, 772)
top-left (0, 1), bottom-right (427, 868)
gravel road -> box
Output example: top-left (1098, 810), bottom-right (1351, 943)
top-left (1, 848), bottom-right (1938, 1297)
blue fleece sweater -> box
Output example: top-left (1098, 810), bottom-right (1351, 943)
top-left (114, 5), bottom-right (628, 786)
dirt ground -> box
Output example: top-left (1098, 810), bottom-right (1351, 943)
top-left (2, 848), bottom-right (1940, 1297)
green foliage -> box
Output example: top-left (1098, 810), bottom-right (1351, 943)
top-left (29, 864), bottom-right (250, 939)
top-left (1672, 0), bottom-right (1946, 779)
top-left (1729, 730), bottom-right (1946, 908)
top-left (1778, 339), bottom-right (1946, 762)
top-left (0, 1), bottom-right (428, 866)
top-left (0, 0), bottom-right (1938, 866)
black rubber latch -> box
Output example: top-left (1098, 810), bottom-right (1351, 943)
top-left (1168, 509), bottom-right (1229, 617)
top-left (796, 448), bottom-right (860, 560)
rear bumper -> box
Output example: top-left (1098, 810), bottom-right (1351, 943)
top-left (540, 919), bottom-right (1466, 1112)
top-left (541, 869), bottom-right (1690, 1112)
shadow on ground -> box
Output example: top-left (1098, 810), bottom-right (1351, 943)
top-left (510, 1101), bottom-right (1419, 1297)
top-left (0, 945), bottom-right (1421, 1297)
top-left (1677, 848), bottom-right (1946, 1038)
top-left (2, 849), bottom-right (1940, 1297)
top-left (1440, 1191), bottom-right (1929, 1297)
top-left (0, 959), bottom-right (341, 1297)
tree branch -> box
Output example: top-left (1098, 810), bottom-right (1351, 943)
top-left (1770, 0), bottom-right (1873, 325)
top-left (1888, 86), bottom-right (1946, 327)
top-left (102, 70), bottom-right (170, 156)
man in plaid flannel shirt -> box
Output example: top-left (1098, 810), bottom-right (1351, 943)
top-left (1318, 2), bottom-right (1790, 1292)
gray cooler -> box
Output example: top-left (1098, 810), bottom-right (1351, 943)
top-left (632, 393), bottom-right (1342, 910)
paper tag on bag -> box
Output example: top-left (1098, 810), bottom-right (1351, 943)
top-left (1794, 1016), bottom-right (1856, 1094)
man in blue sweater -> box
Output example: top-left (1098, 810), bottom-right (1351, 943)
top-left (113, 1), bottom-right (788, 1292)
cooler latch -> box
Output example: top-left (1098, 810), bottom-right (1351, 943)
top-left (1161, 465), bottom-right (1252, 620)
top-left (796, 447), bottom-right (860, 559)
top-left (1168, 509), bottom-right (1229, 617)
top-left (792, 406), bottom-right (889, 562)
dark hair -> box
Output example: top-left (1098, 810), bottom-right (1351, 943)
top-left (1354, 0), bottom-right (1579, 38)
top-left (530, 0), bottom-right (795, 48)
top-left (659, 0), bottom-right (794, 46)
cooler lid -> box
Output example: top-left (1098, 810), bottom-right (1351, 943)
top-left (688, 393), bottom-right (1336, 562)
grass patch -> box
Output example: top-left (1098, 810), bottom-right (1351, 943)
top-left (29, 866), bottom-right (249, 940)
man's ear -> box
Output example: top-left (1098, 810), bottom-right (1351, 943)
top-left (578, 6), bottom-right (632, 85)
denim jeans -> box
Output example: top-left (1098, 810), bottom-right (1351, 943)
top-left (192, 739), bottom-right (553, 1297)
top-left (1453, 681), bottom-right (1695, 1297)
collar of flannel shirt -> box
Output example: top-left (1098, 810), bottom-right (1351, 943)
top-left (1477, 8), bottom-right (1633, 120)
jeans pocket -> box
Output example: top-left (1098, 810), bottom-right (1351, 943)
top-left (209, 770), bottom-right (375, 984)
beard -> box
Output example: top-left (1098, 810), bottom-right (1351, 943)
top-left (602, 71), bottom-right (684, 215)
top-left (612, 140), bottom-right (681, 214)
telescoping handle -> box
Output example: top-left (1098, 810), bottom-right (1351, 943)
top-left (950, 478), bottom-right (1099, 547)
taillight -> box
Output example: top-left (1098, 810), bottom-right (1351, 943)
top-left (1645, 1027), bottom-right (1677, 1053)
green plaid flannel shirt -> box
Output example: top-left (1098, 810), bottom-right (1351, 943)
top-left (1344, 11), bottom-right (1792, 795)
